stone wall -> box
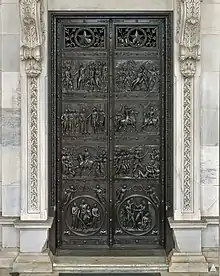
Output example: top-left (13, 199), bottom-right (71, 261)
top-left (0, 0), bottom-right (21, 249)
top-left (200, 0), bottom-right (220, 249)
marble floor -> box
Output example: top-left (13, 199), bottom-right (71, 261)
top-left (0, 269), bottom-right (219, 276)
top-left (0, 268), bottom-right (219, 276)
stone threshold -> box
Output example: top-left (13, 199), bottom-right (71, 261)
top-left (52, 256), bottom-right (168, 273)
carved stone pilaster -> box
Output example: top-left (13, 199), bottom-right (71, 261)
top-left (19, 0), bottom-right (45, 217)
top-left (177, 0), bottom-right (201, 213)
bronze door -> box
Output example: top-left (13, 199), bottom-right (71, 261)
top-left (50, 14), bottom-right (172, 251)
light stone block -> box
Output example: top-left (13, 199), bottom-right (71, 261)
top-left (13, 254), bottom-right (53, 273)
top-left (201, 185), bottom-right (219, 216)
top-left (169, 252), bottom-right (208, 273)
top-left (0, 249), bottom-right (18, 268)
top-left (201, 107), bottom-right (219, 146)
top-left (1, 0), bottom-right (19, 3)
top-left (0, 182), bottom-right (2, 212)
top-left (201, 3), bottom-right (220, 34)
top-left (2, 184), bottom-right (20, 216)
top-left (173, 229), bottom-right (202, 253)
top-left (202, 224), bottom-right (219, 248)
top-left (2, 146), bottom-right (20, 185)
top-left (2, 225), bottom-right (19, 248)
top-left (201, 146), bottom-right (219, 185)
top-left (0, 3), bottom-right (20, 35)
top-left (202, 0), bottom-right (220, 3)
top-left (200, 72), bottom-right (219, 109)
top-left (1, 34), bottom-right (20, 72)
top-left (0, 225), bottom-right (2, 244)
top-left (19, 229), bottom-right (48, 253)
top-left (201, 34), bottom-right (220, 72)
top-left (48, 0), bottom-right (173, 10)
top-left (0, 36), bottom-right (2, 71)
top-left (2, 72), bottom-right (21, 109)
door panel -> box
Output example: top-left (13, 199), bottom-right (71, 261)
top-left (51, 14), bottom-right (172, 252)
top-left (111, 20), bottom-right (163, 247)
top-left (58, 20), bottom-right (110, 248)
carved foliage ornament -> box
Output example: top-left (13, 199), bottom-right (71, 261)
top-left (177, 0), bottom-right (201, 212)
top-left (19, 0), bottom-right (43, 211)
top-left (19, 0), bottom-right (42, 77)
top-left (177, 0), bottom-right (201, 77)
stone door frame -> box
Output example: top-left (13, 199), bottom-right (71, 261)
top-left (15, 0), bottom-right (208, 272)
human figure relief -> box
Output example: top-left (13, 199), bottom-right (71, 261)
top-left (116, 185), bottom-right (128, 203)
top-left (76, 148), bottom-right (94, 176)
top-left (94, 184), bottom-right (106, 204)
top-left (70, 199), bottom-right (102, 233)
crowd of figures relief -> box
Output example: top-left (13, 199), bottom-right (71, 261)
top-left (61, 146), bottom-right (160, 179)
top-left (62, 60), bottom-right (107, 92)
top-left (61, 103), bottom-right (159, 136)
top-left (69, 197), bottom-right (104, 235)
top-left (115, 60), bottom-right (159, 93)
top-left (62, 60), bottom-right (159, 94)
top-left (61, 105), bottom-right (106, 135)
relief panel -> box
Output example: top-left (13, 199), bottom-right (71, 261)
top-left (116, 26), bottom-right (158, 48)
top-left (61, 146), bottom-right (107, 179)
top-left (115, 60), bottom-right (160, 96)
top-left (64, 27), bottom-right (106, 48)
top-left (62, 59), bottom-right (108, 94)
top-left (61, 103), bottom-right (107, 136)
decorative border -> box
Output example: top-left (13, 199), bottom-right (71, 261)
top-left (177, 0), bottom-right (201, 212)
top-left (19, 0), bottom-right (43, 212)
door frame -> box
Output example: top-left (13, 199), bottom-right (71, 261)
top-left (48, 11), bottom-right (174, 256)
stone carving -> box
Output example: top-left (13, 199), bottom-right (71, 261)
top-left (115, 60), bottom-right (159, 93)
top-left (64, 27), bottom-right (105, 48)
top-left (61, 105), bottom-right (106, 135)
top-left (20, 0), bottom-right (42, 76)
top-left (177, 0), bottom-right (201, 211)
top-left (114, 146), bottom-right (160, 179)
top-left (62, 60), bottom-right (107, 92)
top-left (19, 0), bottom-right (43, 211)
top-left (117, 27), bottom-right (157, 48)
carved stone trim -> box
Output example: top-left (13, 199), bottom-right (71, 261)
top-left (177, 0), bottom-right (201, 212)
top-left (19, 0), bottom-right (43, 213)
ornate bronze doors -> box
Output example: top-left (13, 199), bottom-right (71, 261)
top-left (50, 13), bottom-right (172, 252)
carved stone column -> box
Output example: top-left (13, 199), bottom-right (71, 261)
top-left (13, 0), bottom-right (53, 272)
top-left (168, 0), bottom-right (208, 272)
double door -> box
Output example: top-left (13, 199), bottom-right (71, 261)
top-left (52, 14), bottom-right (170, 250)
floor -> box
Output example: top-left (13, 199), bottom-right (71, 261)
top-left (0, 269), bottom-right (219, 276)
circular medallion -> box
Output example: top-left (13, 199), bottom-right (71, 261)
top-left (117, 194), bottom-right (156, 236)
top-left (127, 28), bottom-right (147, 48)
top-left (75, 28), bottom-right (95, 48)
top-left (65, 195), bottom-right (105, 236)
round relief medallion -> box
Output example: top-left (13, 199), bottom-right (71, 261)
top-left (75, 28), bottom-right (95, 48)
top-left (127, 28), bottom-right (147, 48)
top-left (117, 194), bottom-right (156, 236)
top-left (65, 195), bottom-right (105, 236)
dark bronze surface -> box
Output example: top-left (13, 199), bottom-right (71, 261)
top-left (49, 12), bottom-right (173, 253)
